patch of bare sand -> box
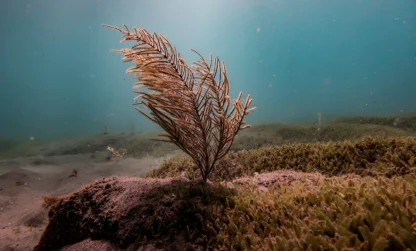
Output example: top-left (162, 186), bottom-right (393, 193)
top-left (228, 170), bottom-right (364, 192)
top-left (228, 170), bottom-right (325, 191)
top-left (0, 154), bottom-right (171, 251)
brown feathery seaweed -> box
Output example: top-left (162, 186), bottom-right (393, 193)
top-left (103, 24), bottom-right (256, 181)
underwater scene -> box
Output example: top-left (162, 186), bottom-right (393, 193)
top-left (1, 0), bottom-right (416, 250)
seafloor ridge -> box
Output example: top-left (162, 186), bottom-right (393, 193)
top-left (0, 114), bottom-right (415, 250)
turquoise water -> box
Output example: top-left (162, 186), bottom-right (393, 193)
top-left (1, 0), bottom-right (415, 140)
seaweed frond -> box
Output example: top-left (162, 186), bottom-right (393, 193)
top-left (103, 24), bottom-right (255, 181)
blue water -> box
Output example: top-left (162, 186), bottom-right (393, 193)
top-left (1, 0), bottom-right (415, 140)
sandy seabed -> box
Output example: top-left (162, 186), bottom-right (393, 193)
top-left (0, 153), bottom-right (171, 251)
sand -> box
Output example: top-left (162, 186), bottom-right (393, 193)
top-left (0, 153), bottom-right (173, 251)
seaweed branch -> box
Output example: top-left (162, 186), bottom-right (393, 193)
top-left (103, 24), bottom-right (256, 181)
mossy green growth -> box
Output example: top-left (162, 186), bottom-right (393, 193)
top-left (0, 138), bottom-right (50, 159)
top-left (147, 137), bottom-right (416, 182)
top-left (232, 122), bottom-right (414, 152)
top-left (333, 114), bottom-right (416, 132)
top-left (145, 135), bottom-right (416, 250)
top-left (209, 175), bottom-right (416, 250)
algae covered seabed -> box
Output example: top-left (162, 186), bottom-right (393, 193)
top-left (0, 115), bottom-right (415, 250)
